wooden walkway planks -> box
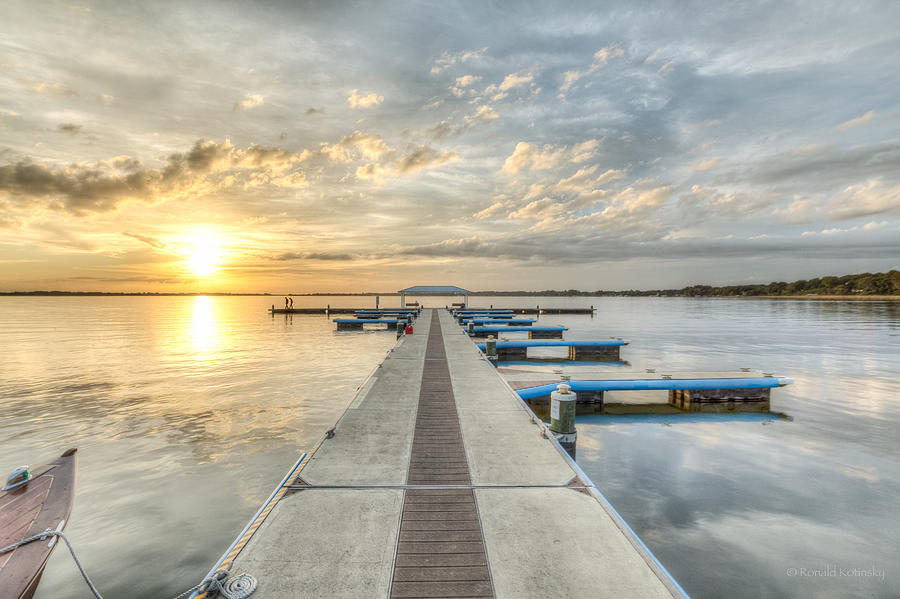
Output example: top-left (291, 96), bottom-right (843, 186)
top-left (390, 316), bottom-right (494, 599)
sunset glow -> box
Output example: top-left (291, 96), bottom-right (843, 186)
top-left (184, 231), bottom-right (223, 278)
top-left (1, 3), bottom-right (898, 293)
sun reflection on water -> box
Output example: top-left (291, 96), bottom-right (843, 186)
top-left (190, 295), bottom-right (219, 352)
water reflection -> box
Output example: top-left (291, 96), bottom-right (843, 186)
top-left (0, 297), bottom-right (897, 599)
top-left (190, 295), bottom-right (219, 352)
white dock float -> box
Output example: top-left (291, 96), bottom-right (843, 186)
top-left (193, 309), bottom-right (686, 598)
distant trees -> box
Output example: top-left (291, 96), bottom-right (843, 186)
top-left (613, 270), bottom-right (900, 296)
top-left (470, 270), bottom-right (900, 296)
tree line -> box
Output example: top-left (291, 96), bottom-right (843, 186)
top-left (472, 270), bottom-right (900, 297)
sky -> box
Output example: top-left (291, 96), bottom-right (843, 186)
top-left (1, 0), bottom-right (899, 293)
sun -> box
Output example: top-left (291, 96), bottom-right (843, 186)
top-left (184, 230), bottom-right (222, 277)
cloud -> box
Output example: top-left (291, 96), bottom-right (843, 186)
top-left (486, 70), bottom-right (535, 100)
top-left (774, 179), bottom-right (900, 224)
top-left (828, 179), bottom-right (900, 220)
top-left (430, 47), bottom-right (487, 74)
top-left (31, 82), bottom-right (78, 97)
top-left (399, 236), bottom-right (490, 257)
top-left (271, 251), bottom-right (354, 261)
top-left (570, 140), bottom-right (599, 163)
top-left (454, 75), bottom-right (480, 87)
top-left (473, 105), bottom-right (498, 121)
top-left (427, 120), bottom-right (463, 140)
top-left (678, 185), bottom-right (773, 218)
top-left (498, 72), bottom-right (533, 92)
top-left (734, 141), bottom-right (900, 191)
top-left (57, 123), bottom-right (82, 135)
top-left (593, 45), bottom-right (625, 65)
top-left (502, 140), bottom-right (598, 175)
top-left (801, 221), bottom-right (893, 237)
top-left (559, 45), bottom-right (624, 92)
top-left (528, 183), bottom-right (674, 235)
top-left (836, 110), bottom-right (874, 131)
top-left (657, 60), bottom-right (676, 76)
top-left (474, 201), bottom-right (513, 219)
top-left (233, 93), bottom-right (264, 111)
top-left (0, 139), bottom-right (309, 214)
top-left (321, 131), bottom-right (393, 162)
top-left (450, 74), bottom-right (482, 97)
top-left (123, 232), bottom-right (167, 249)
top-left (560, 70), bottom-right (584, 92)
top-left (502, 142), bottom-right (561, 174)
top-left (355, 162), bottom-right (392, 184)
top-left (395, 146), bottom-right (460, 174)
top-left (347, 89), bottom-right (384, 108)
top-left (694, 157), bottom-right (723, 171)
top-left (355, 145), bottom-right (460, 183)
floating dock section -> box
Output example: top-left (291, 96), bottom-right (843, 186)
top-left (471, 325), bottom-right (567, 339)
top-left (504, 370), bottom-right (792, 413)
top-left (333, 318), bottom-right (411, 331)
top-left (475, 339), bottom-right (628, 361)
top-left (199, 309), bottom-right (686, 598)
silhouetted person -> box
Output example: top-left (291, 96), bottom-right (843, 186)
top-left (289, 297), bottom-right (293, 308)
top-left (284, 297), bottom-right (289, 309)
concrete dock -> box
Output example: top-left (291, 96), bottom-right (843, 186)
top-left (200, 309), bottom-right (686, 598)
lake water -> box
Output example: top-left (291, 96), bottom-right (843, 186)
top-left (1, 296), bottom-right (897, 598)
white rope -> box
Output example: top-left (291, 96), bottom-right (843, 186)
top-left (199, 569), bottom-right (258, 599)
top-left (0, 529), bottom-right (104, 598)
top-left (1, 529), bottom-right (254, 599)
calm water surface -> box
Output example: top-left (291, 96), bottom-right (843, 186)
top-left (1, 296), bottom-right (898, 598)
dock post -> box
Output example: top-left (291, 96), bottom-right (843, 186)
top-left (396, 321), bottom-right (404, 339)
top-left (467, 322), bottom-right (475, 336)
top-left (485, 336), bottom-right (498, 367)
top-left (550, 384), bottom-right (577, 459)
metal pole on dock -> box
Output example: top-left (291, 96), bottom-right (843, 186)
top-left (485, 335), bottom-right (498, 367)
top-left (396, 321), bottom-right (404, 339)
top-left (467, 322), bottom-right (475, 336)
top-left (550, 384), bottom-right (577, 458)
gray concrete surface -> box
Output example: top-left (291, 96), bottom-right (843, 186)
top-left (234, 489), bottom-right (403, 598)
top-left (440, 311), bottom-right (576, 486)
top-left (476, 488), bottom-right (674, 599)
top-left (218, 309), bottom-right (683, 599)
top-left (300, 310), bottom-right (430, 486)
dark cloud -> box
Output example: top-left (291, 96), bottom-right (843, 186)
top-left (723, 141), bottom-right (900, 191)
top-left (123, 232), bottom-right (166, 249)
top-left (0, 139), bottom-right (308, 214)
top-left (0, 160), bottom-right (154, 213)
top-left (270, 251), bottom-right (355, 261)
top-left (57, 123), bottom-right (82, 134)
top-left (395, 146), bottom-right (460, 174)
top-left (396, 229), bottom-right (900, 264)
